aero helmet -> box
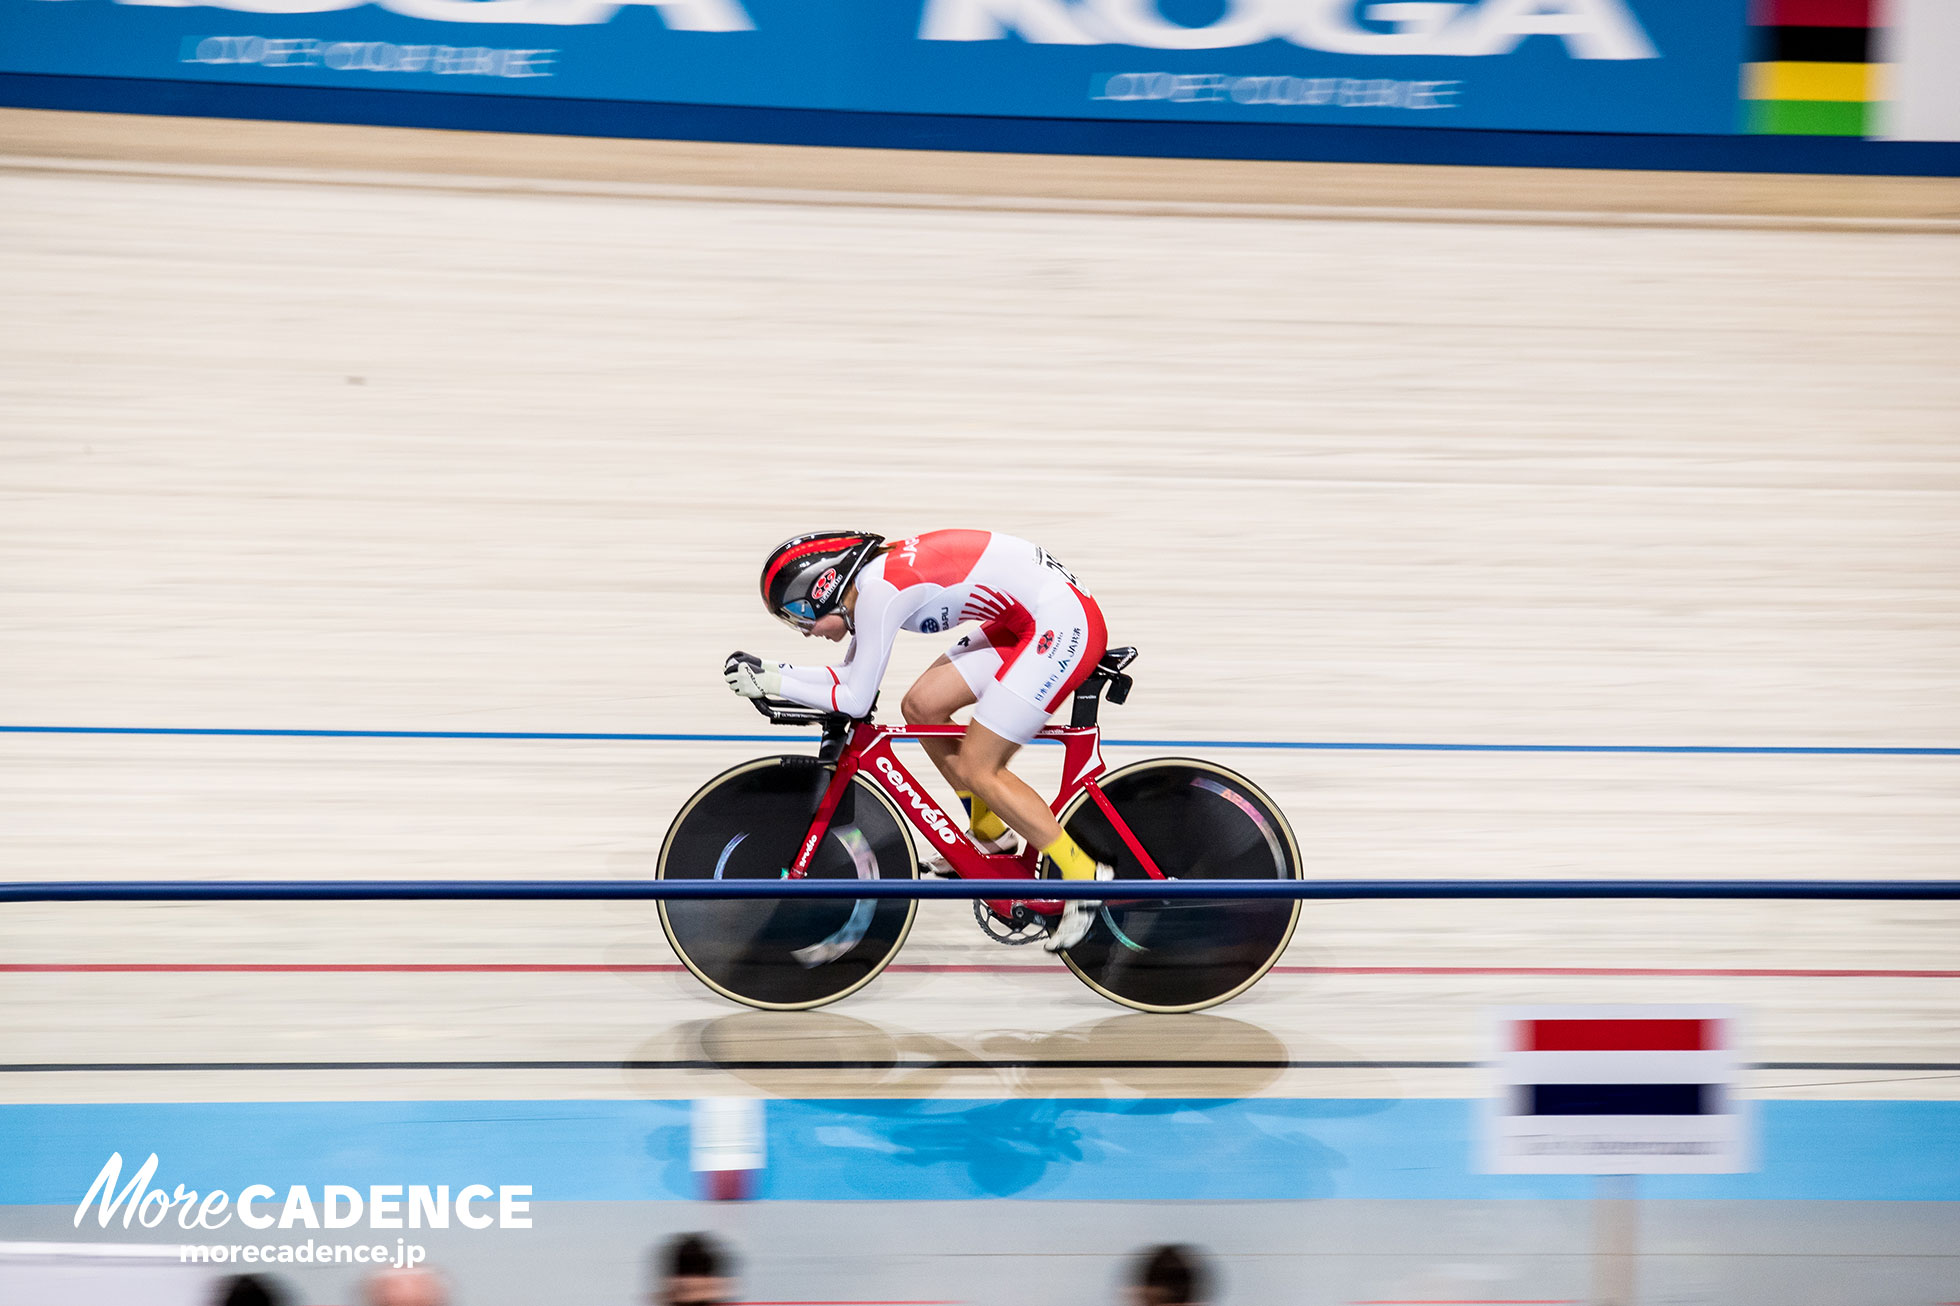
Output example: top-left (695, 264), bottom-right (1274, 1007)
top-left (760, 531), bottom-right (885, 631)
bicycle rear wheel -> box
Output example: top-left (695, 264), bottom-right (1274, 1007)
top-left (1051, 758), bottom-right (1301, 1013)
top-left (657, 756), bottom-right (918, 1010)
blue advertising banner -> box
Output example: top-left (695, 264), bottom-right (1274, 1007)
top-left (1, 0), bottom-right (1748, 135)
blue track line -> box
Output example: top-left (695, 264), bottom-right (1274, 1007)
top-left (1, 725), bottom-right (1955, 755)
top-left (0, 725), bottom-right (785, 743)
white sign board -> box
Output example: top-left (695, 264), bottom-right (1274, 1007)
top-left (1482, 1005), bottom-right (1751, 1175)
top-left (691, 1097), bottom-right (765, 1174)
top-left (1878, 0), bottom-right (1960, 141)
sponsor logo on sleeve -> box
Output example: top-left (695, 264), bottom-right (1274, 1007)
top-left (920, 617), bottom-right (940, 634)
top-left (1036, 630), bottom-right (1056, 656)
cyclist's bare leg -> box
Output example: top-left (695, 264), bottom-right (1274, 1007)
top-left (957, 723), bottom-right (1064, 852)
top-left (901, 657), bottom-right (977, 793)
top-left (964, 722), bottom-right (1103, 949)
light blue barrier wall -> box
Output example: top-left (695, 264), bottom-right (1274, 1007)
top-left (11, 1099), bottom-right (1960, 1204)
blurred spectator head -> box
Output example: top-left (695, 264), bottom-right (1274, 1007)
top-left (215, 1274), bottom-right (289, 1306)
top-left (364, 1267), bottom-right (450, 1306)
top-left (656, 1231), bottom-right (735, 1306)
top-left (1131, 1243), bottom-right (1212, 1306)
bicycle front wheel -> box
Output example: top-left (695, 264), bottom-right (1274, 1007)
top-left (657, 756), bottom-right (918, 1011)
top-left (1051, 758), bottom-right (1301, 1013)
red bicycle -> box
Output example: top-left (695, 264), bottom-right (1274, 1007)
top-left (656, 648), bottom-right (1302, 1012)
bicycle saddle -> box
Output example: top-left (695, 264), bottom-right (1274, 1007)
top-left (1095, 646), bottom-right (1138, 676)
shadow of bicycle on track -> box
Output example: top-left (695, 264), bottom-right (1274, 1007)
top-left (627, 1009), bottom-right (1394, 1197)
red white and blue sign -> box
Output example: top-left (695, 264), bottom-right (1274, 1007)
top-left (1482, 1005), bottom-right (1752, 1175)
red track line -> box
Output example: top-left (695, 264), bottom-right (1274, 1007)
top-left (0, 956), bottom-right (689, 964)
top-left (1272, 965), bottom-right (1960, 978)
top-left (0, 956), bottom-right (682, 964)
top-left (1, 963), bottom-right (1955, 978)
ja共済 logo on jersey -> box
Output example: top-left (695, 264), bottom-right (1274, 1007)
top-left (810, 567), bottom-right (840, 605)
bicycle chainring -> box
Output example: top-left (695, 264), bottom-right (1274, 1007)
top-left (973, 898), bottom-right (1046, 946)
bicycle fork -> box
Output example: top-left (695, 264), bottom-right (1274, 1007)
top-left (785, 753), bottom-right (861, 880)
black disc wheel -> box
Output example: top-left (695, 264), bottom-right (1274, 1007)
top-left (657, 756), bottom-right (918, 1010)
top-left (1050, 758), bottom-right (1301, 1013)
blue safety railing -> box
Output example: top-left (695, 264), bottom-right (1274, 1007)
top-left (5, 879), bottom-right (1960, 903)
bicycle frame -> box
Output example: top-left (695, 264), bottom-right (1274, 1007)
top-left (786, 718), bottom-right (1167, 919)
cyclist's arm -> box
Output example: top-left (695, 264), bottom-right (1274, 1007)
top-left (773, 575), bottom-right (915, 717)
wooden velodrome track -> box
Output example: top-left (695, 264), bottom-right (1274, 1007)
top-left (1, 109), bottom-right (1957, 1108)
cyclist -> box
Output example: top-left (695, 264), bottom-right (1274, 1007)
top-left (725, 529), bottom-right (1110, 950)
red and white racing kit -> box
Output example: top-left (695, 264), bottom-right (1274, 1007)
top-left (774, 530), bottom-right (1108, 744)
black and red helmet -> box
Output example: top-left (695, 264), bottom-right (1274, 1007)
top-left (760, 531), bottom-right (885, 631)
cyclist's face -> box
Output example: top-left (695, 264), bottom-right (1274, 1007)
top-left (807, 613), bottom-right (849, 642)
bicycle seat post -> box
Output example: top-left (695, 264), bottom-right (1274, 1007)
top-left (817, 715), bottom-right (854, 766)
top-left (1070, 646), bottom-right (1138, 727)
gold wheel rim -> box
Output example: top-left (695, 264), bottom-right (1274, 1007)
top-left (655, 758), bottom-right (919, 1011)
top-left (1052, 757), bottom-right (1302, 1014)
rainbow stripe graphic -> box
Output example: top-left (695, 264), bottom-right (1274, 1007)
top-left (1745, 0), bottom-right (1883, 135)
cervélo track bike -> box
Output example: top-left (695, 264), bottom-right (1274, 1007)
top-left (656, 647), bottom-right (1302, 1012)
